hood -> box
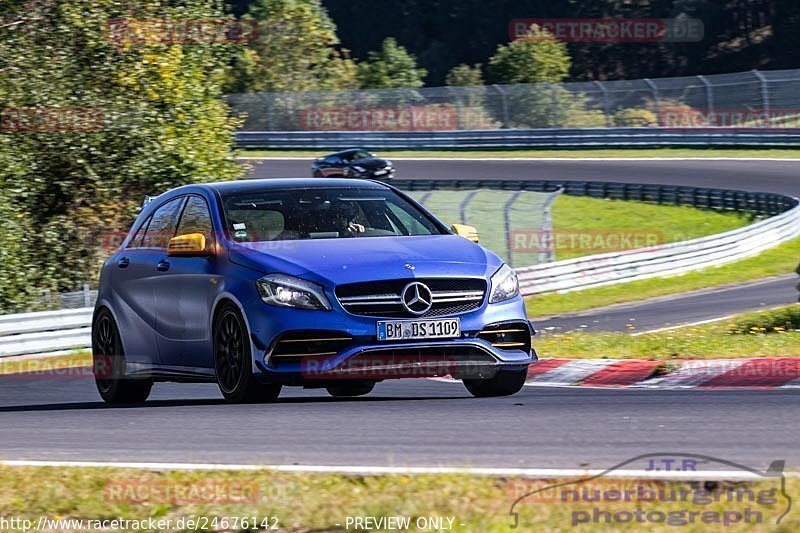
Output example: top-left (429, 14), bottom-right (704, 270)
top-left (228, 235), bottom-right (502, 286)
top-left (351, 157), bottom-right (389, 170)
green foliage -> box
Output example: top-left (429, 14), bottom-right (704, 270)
top-left (487, 26), bottom-right (570, 85)
top-left (613, 108), bottom-right (659, 127)
top-left (0, 0), bottom-right (241, 311)
top-left (356, 37), bottom-right (427, 89)
top-left (228, 0), bottom-right (357, 93)
top-left (445, 64), bottom-right (483, 86)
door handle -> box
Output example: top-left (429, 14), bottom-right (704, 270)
top-left (117, 257), bottom-right (130, 268)
top-left (156, 260), bottom-right (171, 272)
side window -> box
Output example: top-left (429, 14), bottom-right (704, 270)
top-left (324, 156), bottom-right (340, 165)
top-left (141, 197), bottom-right (185, 249)
top-left (176, 196), bottom-right (215, 252)
top-left (126, 216), bottom-right (152, 249)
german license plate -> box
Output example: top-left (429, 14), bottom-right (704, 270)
top-left (377, 318), bottom-right (461, 341)
top-left (373, 169), bottom-right (388, 176)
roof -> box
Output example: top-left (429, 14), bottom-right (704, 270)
top-left (204, 178), bottom-right (388, 194)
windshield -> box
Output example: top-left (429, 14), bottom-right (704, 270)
top-left (221, 187), bottom-right (444, 242)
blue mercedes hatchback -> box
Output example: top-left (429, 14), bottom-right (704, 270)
top-left (92, 179), bottom-right (536, 404)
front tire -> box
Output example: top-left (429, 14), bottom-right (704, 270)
top-left (213, 302), bottom-right (281, 403)
top-left (463, 368), bottom-right (528, 398)
top-left (92, 308), bottom-right (152, 405)
top-left (325, 380), bottom-right (375, 398)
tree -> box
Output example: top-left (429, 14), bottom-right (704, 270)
top-left (445, 64), bottom-right (484, 86)
top-left (227, 0), bottom-right (357, 93)
top-left (488, 26), bottom-right (570, 85)
top-left (357, 37), bottom-right (427, 89)
top-left (0, 0), bottom-right (242, 311)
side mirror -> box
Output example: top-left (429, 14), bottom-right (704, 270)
top-left (451, 224), bottom-right (479, 243)
top-left (168, 233), bottom-right (210, 256)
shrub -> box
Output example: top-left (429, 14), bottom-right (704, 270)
top-left (613, 108), bottom-right (659, 127)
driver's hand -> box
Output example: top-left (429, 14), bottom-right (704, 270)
top-left (348, 222), bottom-right (366, 233)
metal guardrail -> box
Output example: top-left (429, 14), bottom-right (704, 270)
top-left (517, 202), bottom-right (800, 295)
top-left (0, 308), bottom-right (92, 357)
top-left (236, 128), bottom-right (800, 150)
top-left (1, 180), bottom-right (798, 356)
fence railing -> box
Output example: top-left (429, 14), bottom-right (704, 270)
top-left (235, 128), bottom-right (800, 149)
top-left (230, 69), bottom-right (800, 132)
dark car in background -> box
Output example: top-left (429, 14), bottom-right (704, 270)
top-left (311, 148), bottom-right (395, 180)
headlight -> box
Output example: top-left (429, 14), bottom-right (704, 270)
top-left (384, 160), bottom-right (393, 167)
top-left (256, 274), bottom-right (331, 311)
top-left (352, 165), bottom-right (367, 173)
top-left (489, 264), bottom-right (519, 303)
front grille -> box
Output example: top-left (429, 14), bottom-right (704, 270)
top-left (335, 278), bottom-right (486, 318)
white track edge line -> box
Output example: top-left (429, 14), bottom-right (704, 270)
top-left (2, 460), bottom-right (793, 479)
top-left (630, 315), bottom-right (739, 336)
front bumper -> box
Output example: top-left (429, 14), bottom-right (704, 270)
top-left (246, 296), bottom-right (535, 384)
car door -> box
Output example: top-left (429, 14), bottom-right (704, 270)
top-left (113, 197), bottom-right (185, 369)
top-left (323, 155), bottom-right (344, 176)
top-left (153, 195), bottom-right (220, 370)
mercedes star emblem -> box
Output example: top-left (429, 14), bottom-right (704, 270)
top-left (401, 282), bottom-right (433, 315)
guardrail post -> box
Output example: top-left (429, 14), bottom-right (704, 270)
top-left (643, 78), bottom-right (660, 118)
top-left (697, 75), bottom-right (714, 117)
top-left (491, 85), bottom-right (510, 129)
top-left (752, 70), bottom-right (770, 115)
top-left (459, 190), bottom-right (480, 224)
top-left (545, 83), bottom-right (560, 126)
top-left (593, 81), bottom-right (612, 126)
top-left (503, 191), bottom-right (525, 267)
top-left (82, 284), bottom-right (91, 308)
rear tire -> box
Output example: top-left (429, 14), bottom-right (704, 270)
top-left (92, 308), bottom-right (152, 405)
top-left (325, 380), bottom-right (375, 398)
top-left (313, 170), bottom-right (323, 178)
top-left (213, 302), bottom-right (282, 403)
top-left (463, 368), bottom-right (528, 398)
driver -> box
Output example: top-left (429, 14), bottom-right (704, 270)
top-left (330, 202), bottom-right (365, 236)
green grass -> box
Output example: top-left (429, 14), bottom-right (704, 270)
top-left (528, 237), bottom-right (800, 317)
top-left (0, 466), bottom-right (795, 532)
top-left (537, 305), bottom-right (800, 360)
top-left (550, 196), bottom-right (752, 260)
top-left (239, 147), bottom-right (800, 159)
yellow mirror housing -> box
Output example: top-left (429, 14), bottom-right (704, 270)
top-left (168, 233), bottom-right (208, 256)
top-left (451, 224), bottom-right (479, 243)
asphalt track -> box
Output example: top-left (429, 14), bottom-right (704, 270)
top-left (534, 275), bottom-right (797, 334)
top-left (1, 375), bottom-right (799, 469)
